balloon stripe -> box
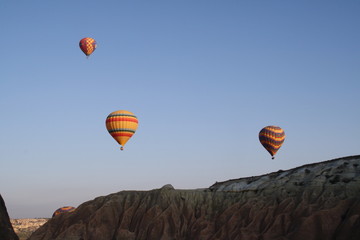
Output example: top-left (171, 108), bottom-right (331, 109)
top-left (259, 134), bottom-right (285, 140)
top-left (259, 135), bottom-right (285, 143)
top-left (259, 139), bottom-right (284, 147)
top-left (106, 118), bottom-right (138, 123)
top-left (107, 114), bottom-right (137, 118)
top-left (111, 133), bottom-right (134, 137)
top-left (108, 128), bottom-right (136, 133)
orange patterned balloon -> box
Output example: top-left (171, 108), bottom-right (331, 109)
top-left (79, 37), bottom-right (97, 57)
top-left (52, 206), bottom-right (76, 217)
top-left (259, 126), bottom-right (285, 159)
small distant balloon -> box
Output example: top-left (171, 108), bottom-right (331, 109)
top-left (52, 206), bottom-right (76, 217)
top-left (259, 126), bottom-right (285, 159)
top-left (106, 110), bottom-right (139, 150)
top-left (79, 37), bottom-right (97, 57)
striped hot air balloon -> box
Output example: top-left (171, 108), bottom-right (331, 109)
top-left (106, 110), bottom-right (139, 150)
top-left (52, 206), bottom-right (76, 217)
top-left (79, 37), bottom-right (97, 57)
top-left (259, 126), bottom-right (285, 159)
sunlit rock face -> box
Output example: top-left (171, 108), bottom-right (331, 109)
top-left (29, 156), bottom-right (360, 240)
top-left (0, 194), bottom-right (19, 240)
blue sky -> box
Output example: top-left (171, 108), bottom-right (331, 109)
top-left (1, 1), bottom-right (359, 218)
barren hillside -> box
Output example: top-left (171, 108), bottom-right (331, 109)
top-left (28, 155), bottom-right (360, 240)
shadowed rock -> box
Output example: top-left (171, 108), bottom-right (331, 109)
top-left (29, 156), bottom-right (360, 240)
top-left (0, 194), bottom-right (19, 240)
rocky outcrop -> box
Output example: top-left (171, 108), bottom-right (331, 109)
top-left (0, 194), bottom-right (19, 240)
top-left (29, 155), bottom-right (360, 240)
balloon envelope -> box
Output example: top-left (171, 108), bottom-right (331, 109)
top-left (52, 206), bottom-right (76, 217)
top-left (259, 126), bottom-right (285, 159)
top-left (106, 110), bottom-right (138, 150)
top-left (79, 37), bottom-right (97, 56)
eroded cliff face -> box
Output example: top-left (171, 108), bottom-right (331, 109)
top-left (29, 156), bottom-right (360, 240)
top-left (0, 194), bottom-right (19, 240)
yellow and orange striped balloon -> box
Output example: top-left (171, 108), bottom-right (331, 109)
top-left (106, 110), bottom-right (138, 150)
top-left (259, 126), bottom-right (285, 159)
top-left (79, 37), bottom-right (97, 57)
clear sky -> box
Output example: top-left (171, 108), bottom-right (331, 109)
top-left (1, 0), bottom-right (359, 218)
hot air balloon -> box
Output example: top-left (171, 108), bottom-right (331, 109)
top-left (52, 206), bottom-right (76, 217)
top-left (106, 110), bottom-right (138, 150)
top-left (79, 37), bottom-right (97, 57)
top-left (259, 126), bottom-right (285, 159)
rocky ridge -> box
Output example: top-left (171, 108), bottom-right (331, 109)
top-left (210, 155), bottom-right (360, 195)
top-left (29, 155), bottom-right (360, 240)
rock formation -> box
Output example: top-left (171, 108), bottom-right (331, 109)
top-left (0, 194), bottom-right (19, 240)
top-left (29, 155), bottom-right (360, 240)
